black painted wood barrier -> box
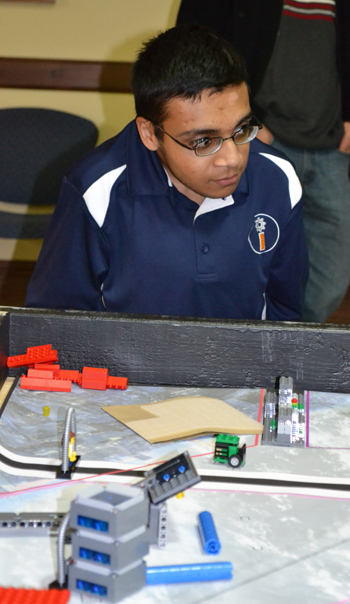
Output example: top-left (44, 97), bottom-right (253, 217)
top-left (0, 307), bottom-right (349, 392)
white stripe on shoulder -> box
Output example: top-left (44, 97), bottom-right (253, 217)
top-left (83, 165), bottom-right (126, 227)
top-left (259, 153), bottom-right (302, 209)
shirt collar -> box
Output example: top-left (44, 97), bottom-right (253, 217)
top-left (127, 121), bottom-right (170, 197)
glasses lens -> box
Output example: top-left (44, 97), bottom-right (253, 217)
top-left (195, 138), bottom-right (222, 156)
top-left (234, 125), bottom-right (259, 145)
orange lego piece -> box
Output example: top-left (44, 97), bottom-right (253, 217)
top-left (58, 370), bottom-right (81, 383)
top-left (27, 368), bottom-right (54, 379)
top-left (0, 587), bottom-right (70, 604)
top-left (107, 376), bottom-right (129, 390)
top-left (34, 363), bottom-right (60, 376)
top-left (20, 376), bottom-right (72, 393)
top-left (10, 350), bottom-right (128, 395)
top-left (7, 345), bottom-right (58, 368)
top-left (81, 367), bottom-right (108, 390)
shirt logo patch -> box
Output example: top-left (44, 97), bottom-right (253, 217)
top-left (248, 214), bottom-right (280, 255)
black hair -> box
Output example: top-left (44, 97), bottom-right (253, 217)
top-left (132, 24), bottom-right (248, 128)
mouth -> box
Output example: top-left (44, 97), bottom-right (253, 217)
top-left (213, 174), bottom-right (239, 187)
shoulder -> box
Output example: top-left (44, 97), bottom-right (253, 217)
top-left (63, 121), bottom-right (140, 228)
top-left (247, 138), bottom-right (302, 209)
top-left (62, 120), bottom-right (170, 228)
top-left (65, 121), bottom-right (134, 196)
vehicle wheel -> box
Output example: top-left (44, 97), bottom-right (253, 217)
top-left (228, 455), bottom-right (241, 468)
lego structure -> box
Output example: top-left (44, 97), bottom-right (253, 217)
top-left (213, 434), bottom-right (246, 468)
top-left (56, 406), bottom-right (80, 479)
top-left (0, 512), bottom-right (68, 539)
top-left (148, 502), bottom-right (168, 550)
top-left (0, 587), bottom-right (70, 604)
top-left (67, 483), bottom-right (149, 601)
top-left (53, 452), bottom-right (201, 601)
top-left (142, 451), bottom-right (200, 504)
top-left (145, 562), bottom-right (233, 584)
top-left (7, 344), bottom-right (59, 368)
top-left (198, 511), bottom-right (221, 555)
top-left (2, 308), bottom-right (350, 603)
top-left (262, 376), bottom-right (305, 447)
top-left (7, 344), bottom-right (128, 393)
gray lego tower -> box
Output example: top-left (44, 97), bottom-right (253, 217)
top-left (68, 483), bottom-right (150, 602)
top-left (262, 376), bottom-right (305, 448)
top-left (262, 390), bottom-right (277, 442)
top-left (276, 376), bottom-right (293, 445)
top-left (52, 451), bottom-right (200, 600)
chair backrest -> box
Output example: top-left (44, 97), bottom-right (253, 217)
top-left (0, 107), bottom-right (98, 243)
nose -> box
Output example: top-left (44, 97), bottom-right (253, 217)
top-left (213, 137), bottom-right (241, 168)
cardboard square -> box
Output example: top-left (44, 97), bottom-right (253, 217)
top-left (102, 396), bottom-right (263, 443)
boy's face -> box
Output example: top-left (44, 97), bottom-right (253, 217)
top-left (138, 84), bottom-right (252, 205)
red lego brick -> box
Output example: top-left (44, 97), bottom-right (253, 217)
top-left (82, 367), bottom-right (108, 380)
top-left (107, 376), bottom-right (129, 390)
top-left (20, 376), bottom-right (71, 393)
top-left (34, 363), bottom-right (60, 376)
top-left (0, 587), bottom-right (70, 604)
top-left (58, 369), bottom-right (81, 383)
top-left (81, 367), bottom-right (108, 390)
top-left (27, 368), bottom-right (54, 379)
top-left (7, 345), bottom-right (58, 368)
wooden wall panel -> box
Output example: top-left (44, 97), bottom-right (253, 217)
top-left (1, 1), bottom-right (54, 3)
top-left (0, 57), bottom-right (133, 92)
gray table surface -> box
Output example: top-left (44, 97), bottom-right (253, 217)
top-left (0, 383), bottom-right (350, 604)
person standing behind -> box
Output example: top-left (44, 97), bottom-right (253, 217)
top-left (177, 0), bottom-right (350, 323)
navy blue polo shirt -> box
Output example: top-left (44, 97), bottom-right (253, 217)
top-left (26, 120), bottom-right (308, 321)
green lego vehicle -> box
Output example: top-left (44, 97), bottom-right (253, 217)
top-left (214, 434), bottom-right (246, 468)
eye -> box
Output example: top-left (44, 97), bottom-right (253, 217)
top-left (234, 123), bottom-right (249, 135)
top-left (194, 137), bottom-right (212, 148)
top-left (234, 124), bottom-right (257, 144)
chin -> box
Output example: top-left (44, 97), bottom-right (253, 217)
top-left (210, 185), bottom-right (237, 198)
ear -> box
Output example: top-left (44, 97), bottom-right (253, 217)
top-left (136, 117), bottom-right (160, 151)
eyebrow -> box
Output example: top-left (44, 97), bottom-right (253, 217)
top-left (178, 111), bottom-right (253, 138)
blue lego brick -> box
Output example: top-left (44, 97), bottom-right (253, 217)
top-left (198, 511), bottom-right (221, 555)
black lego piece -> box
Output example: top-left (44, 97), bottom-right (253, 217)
top-left (143, 451), bottom-right (200, 504)
top-left (56, 455), bottom-right (81, 480)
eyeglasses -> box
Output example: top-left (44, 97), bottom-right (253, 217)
top-left (154, 118), bottom-right (262, 157)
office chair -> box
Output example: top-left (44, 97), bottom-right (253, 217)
top-left (0, 107), bottom-right (98, 305)
top-left (0, 107), bottom-right (98, 258)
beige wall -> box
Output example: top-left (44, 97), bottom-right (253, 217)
top-left (0, 0), bottom-right (181, 143)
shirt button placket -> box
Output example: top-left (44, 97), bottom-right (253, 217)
top-left (193, 220), bottom-right (217, 279)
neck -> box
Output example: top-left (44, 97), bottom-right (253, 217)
top-left (162, 167), bottom-right (205, 205)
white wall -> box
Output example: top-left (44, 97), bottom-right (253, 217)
top-left (0, 0), bottom-right (181, 143)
